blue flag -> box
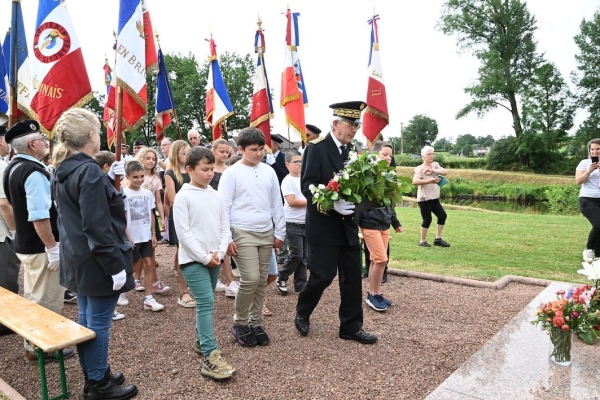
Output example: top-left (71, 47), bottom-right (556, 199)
top-left (155, 48), bottom-right (175, 141)
top-left (0, 45), bottom-right (8, 114)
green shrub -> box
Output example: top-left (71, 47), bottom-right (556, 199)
top-left (544, 185), bottom-right (580, 215)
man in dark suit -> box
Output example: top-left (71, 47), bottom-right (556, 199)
top-left (294, 101), bottom-right (377, 344)
top-left (265, 134), bottom-right (288, 184)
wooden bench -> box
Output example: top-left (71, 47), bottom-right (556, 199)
top-left (0, 287), bottom-right (96, 400)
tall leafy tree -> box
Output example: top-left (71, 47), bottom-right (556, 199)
top-left (402, 114), bottom-right (438, 154)
top-left (439, 0), bottom-right (543, 138)
top-left (521, 62), bottom-right (575, 151)
top-left (433, 137), bottom-right (452, 152)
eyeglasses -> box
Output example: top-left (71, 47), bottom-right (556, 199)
top-left (31, 136), bottom-right (47, 143)
top-left (339, 120), bottom-right (361, 130)
top-left (290, 160), bottom-right (302, 165)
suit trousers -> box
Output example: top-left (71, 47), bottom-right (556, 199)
top-left (296, 242), bottom-right (363, 335)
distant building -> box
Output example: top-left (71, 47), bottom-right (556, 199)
top-left (472, 147), bottom-right (491, 157)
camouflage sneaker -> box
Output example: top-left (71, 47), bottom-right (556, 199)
top-left (201, 350), bottom-right (237, 380)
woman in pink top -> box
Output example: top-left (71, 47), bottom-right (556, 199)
top-left (412, 146), bottom-right (450, 248)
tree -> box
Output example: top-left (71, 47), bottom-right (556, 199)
top-left (439, 0), bottom-right (543, 138)
top-left (83, 91), bottom-right (109, 150)
top-left (433, 137), bottom-right (452, 152)
top-left (402, 114), bottom-right (438, 154)
top-left (521, 62), bottom-right (575, 152)
top-left (476, 135), bottom-right (495, 147)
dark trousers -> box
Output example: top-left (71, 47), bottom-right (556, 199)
top-left (296, 242), bottom-right (363, 335)
top-left (418, 198), bottom-right (447, 228)
top-left (278, 223), bottom-right (308, 292)
top-left (580, 197), bottom-right (600, 255)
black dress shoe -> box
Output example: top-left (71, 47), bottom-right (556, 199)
top-left (294, 314), bottom-right (310, 336)
top-left (339, 329), bottom-right (378, 344)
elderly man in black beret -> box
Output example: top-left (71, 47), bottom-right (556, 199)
top-left (3, 120), bottom-right (74, 361)
top-left (0, 125), bottom-right (21, 336)
top-left (294, 101), bottom-right (377, 344)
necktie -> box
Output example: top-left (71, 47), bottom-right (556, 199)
top-left (340, 145), bottom-right (348, 161)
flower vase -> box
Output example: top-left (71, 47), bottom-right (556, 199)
top-left (549, 328), bottom-right (572, 366)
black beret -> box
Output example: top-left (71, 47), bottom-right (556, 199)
top-left (305, 124), bottom-right (321, 135)
top-left (271, 134), bottom-right (284, 144)
top-left (0, 126), bottom-right (7, 137)
top-left (329, 101), bottom-right (366, 124)
top-left (5, 120), bottom-right (40, 143)
top-left (133, 139), bottom-right (144, 146)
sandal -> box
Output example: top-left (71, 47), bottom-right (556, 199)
top-left (177, 292), bottom-right (196, 308)
top-left (262, 301), bottom-right (272, 316)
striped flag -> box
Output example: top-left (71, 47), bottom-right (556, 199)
top-left (155, 48), bottom-right (175, 143)
top-left (363, 14), bottom-right (389, 144)
top-left (280, 9), bottom-right (307, 143)
top-left (0, 44), bottom-right (8, 115)
top-left (250, 23), bottom-right (273, 148)
top-left (30, 0), bottom-right (92, 136)
top-left (8, 0), bottom-right (32, 118)
top-left (205, 36), bottom-right (233, 141)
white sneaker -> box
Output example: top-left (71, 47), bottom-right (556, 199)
top-left (225, 281), bottom-right (239, 297)
top-left (117, 293), bottom-right (129, 306)
top-left (112, 310), bottom-right (125, 321)
top-left (134, 279), bottom-right (145, 292)
top-left (583, 249), bottom-right (594, 263)
top-left (215, 279), bottom-right (226, 292)
top-left (231, 268), bottom-right (241, 278)
top-left (143, 296), bottom-right (164, 312)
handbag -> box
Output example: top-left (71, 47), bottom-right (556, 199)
top-left (437, 176), bottom-right (448, 187)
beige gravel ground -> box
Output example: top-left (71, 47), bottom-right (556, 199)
top-left (0, 244), bottom-right (543, 399)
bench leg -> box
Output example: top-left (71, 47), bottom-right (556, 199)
top-left (37, 348), bottom-right (49, 400)
top-left (56, 350), bottom-right (69, 399)
top-left (36, 349), bottom-right (70, 400)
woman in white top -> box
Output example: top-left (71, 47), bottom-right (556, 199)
top-left (412, 146), bottom-right (450, 248)
top-left (575, 139), bottom-right (600, 262)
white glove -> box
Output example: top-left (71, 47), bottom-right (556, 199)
top-left (8, 230), bottom-right (15, 241)
top-left (123, 154), bottom-right (134, 163)
top-left (108, 160), bottom-right (125, 180)
top-left (266, 153), bottom-right (276, 165)
top-left (45, 243), bottom-right (60, 271)
top-left (111, 270), bottom-right (127, 291)
top-left (333, 199), bottom-right (355, 215)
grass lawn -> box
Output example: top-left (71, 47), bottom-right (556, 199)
top-left (387, 206), bottom-right (590, 283)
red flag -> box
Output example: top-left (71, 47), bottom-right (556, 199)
top-left (363, 14), bottom-right (389, 143)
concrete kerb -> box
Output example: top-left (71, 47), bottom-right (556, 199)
top-left (388, 268), bottom-right (553, 290)
top-left (0, 377), bottom-right (26, 400)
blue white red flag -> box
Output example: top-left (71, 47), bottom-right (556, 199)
top-left (8, 1), bottom-right (32, 118)
top-left (1, 31), bottom-right (9, 82)
top-left (0, 44), bottom-right (8, 115)
top-left (280, 9), bottom-right (307, 143)
top-left (250, 25), bottom-right (273, 148)
top-left (155, 48), bottom-right (175, 143)
top-left (103, 59), bottom-right (112, 95)
top-left (30, 0), bottom-right (92, 136)
top-left (205, 37), bottom-right (233, 141)
top-left (363, 14), bottom-right (389, 143)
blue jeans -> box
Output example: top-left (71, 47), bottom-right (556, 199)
top-left (181, 263), bottom-right (221, 356)
top-left (77, 294), bottom-right (119, 381)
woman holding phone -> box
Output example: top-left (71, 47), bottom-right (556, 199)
top-left (576, 139), bottom-right (600, 263)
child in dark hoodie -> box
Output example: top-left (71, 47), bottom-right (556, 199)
top-left (355, 141), bottom-right (402, 312)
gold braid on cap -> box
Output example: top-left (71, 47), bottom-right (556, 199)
top-left (333, 108), bottom-right (362, 120)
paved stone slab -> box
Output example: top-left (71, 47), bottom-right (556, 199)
top-left (426, 281), bottom-right (600, 400)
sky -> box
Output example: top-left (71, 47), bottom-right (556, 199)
top-left (1, 0), bottom-right (598, 144)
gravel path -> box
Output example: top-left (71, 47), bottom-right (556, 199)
top-left (0, 244), bottom-right (543, 399)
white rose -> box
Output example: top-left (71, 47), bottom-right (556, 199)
top-left (318, 184), bottom-right (325, 190)
top-left (333, 175), bottom-right (339, 182)
top-left (343, 172), bottom-right (349, 180)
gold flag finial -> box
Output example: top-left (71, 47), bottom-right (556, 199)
top-left (257, 14), bottom-right (263, 30)
top-left (155, 30), bottom-right (160, 47)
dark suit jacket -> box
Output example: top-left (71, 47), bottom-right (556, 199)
top-left (301, 133), bottom-right (358, 247)
top-left (271, 151), bottom-right (288, 184)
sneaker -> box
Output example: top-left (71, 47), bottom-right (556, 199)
top-left (117, 293), bottom-right (129, 306)
top-left (201, 350), bottom-right (237, 380)
top-left (368, 292), bottom-right (392, 307)
top-left (418, 241), bottom-right (431, 247)
top-left (225, 281), bottom-right (239, 297)
top-left (143, 296), bottom-right (164, 312)
top-left (276, 278), bottom-right (288, 295)
top-left (112, 310), bottom-right (125, 321)
top-left (252, 326), bottom-right (270, 346)
top-left (134, 280), bottom-right (145, 292)
top-left (230, 325), bottom-right (257, 347)
top-left (152, 281), bottom-right (171, 294)
top-left (231, 268), bottom-right (241, 278)
top-left (366, 294), bottom-right (389, 312)
top-left (433, 238), bottom-right (450, 247)
top-left (215, 279), bottom-right (226, 292)
top-left (25, 348), bottom-right (75, 363)
top-left (64, 290), bottom-right (77, 303)
top-left (361, 271), bottom-right (369, 279)
top-left (583, 249), bottom-right (594, 263)
top-left (194, 338), bottom-right (202, 355)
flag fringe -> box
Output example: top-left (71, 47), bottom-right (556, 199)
top-left (210, 111), bottom-right (234, 130)
top-left (280, 93), bottom-right (300, 107)
top-left (249, 112), bottom-right (273, 128)
top-left (285, 115), bottom-right (307, 143)
top-left (366, 106), bottom-right (389, 121)
top-left (116, 77), bottom-right (147, 110)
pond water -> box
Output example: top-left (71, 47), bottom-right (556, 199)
top-left (443, 197), bottom-right (548, 214)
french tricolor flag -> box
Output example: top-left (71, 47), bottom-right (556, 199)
top-left (363, 14), bottom-right (389, 143)
top-left (30, 0), bottom-right (91, 136)
top-left (250, 27), bottom-right (273, 148)
top-left (205, 36), bottom-right (233, 141)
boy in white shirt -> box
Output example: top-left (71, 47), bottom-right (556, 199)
top-left (122, 161), bottom-right (162, 311)
top-left (276, 150), bottom-right (308, 295)
top-left (173, 146), bottom-right (236, 380)
top-left (219, 127), bottom-right (285, 347)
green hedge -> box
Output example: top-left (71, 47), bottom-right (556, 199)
top-left (395, 155), bottom-right (487, 170)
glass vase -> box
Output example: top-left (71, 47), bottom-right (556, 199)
top-left (549, 327), bottom-right (572, 366)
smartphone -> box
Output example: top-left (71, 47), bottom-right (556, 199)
top-left (592, 156), bottom-right (599, 164)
